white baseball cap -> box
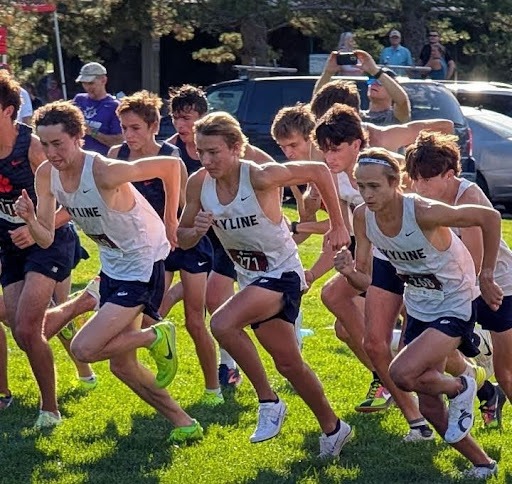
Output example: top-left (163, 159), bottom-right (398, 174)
top-left (76, 62), bottom-right (107, 83)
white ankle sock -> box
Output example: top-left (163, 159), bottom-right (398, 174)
top-left (220, 348), bottom-right (237, 369)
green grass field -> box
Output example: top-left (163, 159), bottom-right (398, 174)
top-left (1, 208), bottom-right (511, 483)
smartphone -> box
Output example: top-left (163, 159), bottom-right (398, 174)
top-left (336, 52), bottom-right (358, 66)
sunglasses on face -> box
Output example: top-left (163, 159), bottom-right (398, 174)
top-left (367, 78), bottom-right (382, 86)
top-left (429, 34), bottom-right (439, 37)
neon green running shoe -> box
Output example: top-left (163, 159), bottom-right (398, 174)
top-left (168, 419), bottom-right (204, 444)
top-left (355, 379), bottom-right (393, 413)
top-left (149, 321), bottom-right (178, 388)
top-left (200, 390), bottom-right (225, 406)
top-left (59, 322), bottom-right (76, 341)
top-left (78, 375), bottom-right (98, 391)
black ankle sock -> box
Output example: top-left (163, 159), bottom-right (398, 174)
top-left (372, 371), bottom-right (380, 381)
top-left (459, 375), bottom-right (468, 394)
top-left (326, 418), bottom-right (341, 436)
top-left (259, 396), bottom-right (279, 404)
top-left (408, 417), bottom-right (427, 429)
top-left (477, 381), bottom-right (495, 403)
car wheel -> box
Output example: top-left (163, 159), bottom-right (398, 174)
top-left (476, 172), bottom-right (490, 198)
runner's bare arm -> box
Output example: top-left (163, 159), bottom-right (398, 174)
top-left (14, 162), bottom-right (56, 248)
top-left (368, 119), bottom-right (454, 152)
top-left (177, 170), bottom-right (210, 250)
top-left (99, 155), bottom-right (181, 246)
top-left (417, 199), bottom-right (503, 309)
top-left (334, 206), bottom-right (372, 292)
top-left (251, 161), bottom-right (349, 249)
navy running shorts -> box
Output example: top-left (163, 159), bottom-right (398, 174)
top-left (70, 223), bottom-right (89, 270)
top-left (164, 235), bottom-right (213, 274)
top-left (250, 271), bottom-right (303, 330)
top-left (0, 224), bottom-right (76, 287)
top-left (404, 301), bottom-right (479, 357)
top-left (371, 256), bottom-right (405, 296)
top-left (475, 294), bottom-right (512, 333)
top-left (99, 260), bottom-right (165, 321)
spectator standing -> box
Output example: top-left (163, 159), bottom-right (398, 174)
top-left (0, 64), bottom-right (32, 124)
top-left (379, 30), bottom-right (413, 75)
top-left (336, 32), bottom-right (362, 76)
top-left (73, 62), bottom-right (123, 155)
top-left (419, 31), bottom-right (455, 79)
top-left (424, 43), bottom-right (448, 80)
top-left (46, 78), bottom-right (63, 102)
top-left (23, 83), bottom-right (43, 111)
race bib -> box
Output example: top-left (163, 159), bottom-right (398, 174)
top-left (228, 249), bottom-right (269, 272)
top-left (399, 273), bottom-right (444, 300)
top-left (88, 233), bottom-right (119, 249)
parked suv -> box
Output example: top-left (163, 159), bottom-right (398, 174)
top-left (206, 76), bottom-right (476, 180)
top-left (442, 81), bottom-right (512, 118)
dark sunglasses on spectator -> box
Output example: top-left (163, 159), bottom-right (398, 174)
top-left (429, 34), bottom-right (439, 37)
top-left (367, 78), bottom-right (382, 86)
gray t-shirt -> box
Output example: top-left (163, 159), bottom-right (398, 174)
top-left (361, 108), bottom-right (400, 126)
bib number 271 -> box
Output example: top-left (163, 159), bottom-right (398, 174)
top-left (228, 249), bottom-right (269, 272)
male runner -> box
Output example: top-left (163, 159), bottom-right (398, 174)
top-left (406, 131), bottom-right (511, 427)
top-left (0, 72), bottom-right (88, 427)
top-left (178, 111), bottom-right (353, 457)
top-left (15, 100), bottom-right (203, 443)
top-left (336, 147), bottom-right (501, 478)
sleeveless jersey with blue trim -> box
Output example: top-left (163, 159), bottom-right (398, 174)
top-left (50, 151), bottom-right (170, 282)
top-left (116, 141), bottom-right (180, 218)
top-left (176, 136), bottom-right (202, 175)
top-left (453, 178), bottom-right (512, 297)
top-left (200, 160), bottom-right (305, 289)
top-left (365, 194), bottom-right (479, 321)
top-left (0, 124), bottom-right (37, 242)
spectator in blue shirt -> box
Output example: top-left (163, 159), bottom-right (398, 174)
top-left (379, 30), bottom-right (413, 75)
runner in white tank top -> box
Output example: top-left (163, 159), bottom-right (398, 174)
top-left (406, 131), bottom-right (512, 432)
top-left (336, 147), bottom-right (501, 475)
top-left (15, 101), bottom-right (203, 444)
top-left (306, 104), bottom-right (431, 437)
top-left (178, 111), bottom-right (352, 457)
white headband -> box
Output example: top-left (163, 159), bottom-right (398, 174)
top-left (358, 157), bottom-right (392, 167)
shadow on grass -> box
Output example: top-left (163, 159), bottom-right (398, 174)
top-left (183, 386), bottom-right (252, 429)
top-left (242, 411), bottom-right (493, 484)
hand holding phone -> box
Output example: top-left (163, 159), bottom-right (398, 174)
top-left (336, 52), bottom-right (358, 66)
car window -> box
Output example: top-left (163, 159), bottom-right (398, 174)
top-left (455, 93), bottom-right (512, 118)
top-left (207, 84), bottom-right (245, 116)
top-left (245, 80), bottom-right (315, 124)
top-left (402, 84), bottom-right (466, 125)
top-left (467, 112), bottom-right (512, 139)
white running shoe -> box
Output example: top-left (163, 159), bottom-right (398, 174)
top-left (250, 400), bottom-right (287, 443)
top-left (318, 420), bottom-right (353, 458)
top-left (85, 276), bottom-right (101, 311)
top-left (462, 460), bottom-right (498, 479)
top-left (34, 410), bottom-right (62, 429)
top-left (473, 326), bottom-right (494, 380)
top-left (445, 375), bottom-right (477, 444)
top-left (403, 427), bottom-right (435, 443)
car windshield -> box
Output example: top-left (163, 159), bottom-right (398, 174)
top-left (207, 84), bottom-right (245, 116)
top-left (402, 83), bottom-right (466, 125)
top-left (466, 111), bottom-right (512, 138)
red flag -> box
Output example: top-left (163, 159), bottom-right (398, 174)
top-left (13, 2), bottom-right (56, 13)
top-left (0, 27), bottom-right (6, 55)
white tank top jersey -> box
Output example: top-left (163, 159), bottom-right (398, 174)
top-left (336, 171), bottom-right (364, 236)
top-left (453, 178), bottom-right (512, 296)
top-left (365, 194), bottom-right (479, 322)
top-left (200, 160), bottom-right (306, 290)
top-left (50, 152), bottom-right (170, 282)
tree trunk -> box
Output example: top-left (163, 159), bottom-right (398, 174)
top-left (240, 14), bottom-right (269, 65)
top-left (400, 0), bottom-right (428, 63)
